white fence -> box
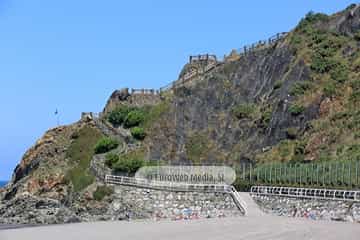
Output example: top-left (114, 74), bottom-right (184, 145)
top-left (251, 186), bottom-right (360, 202)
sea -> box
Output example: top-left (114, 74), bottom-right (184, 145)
top-left (0, 181), bottom-right (8, 187)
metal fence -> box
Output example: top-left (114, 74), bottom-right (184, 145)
top-left (234, 161), bottom-right (360, 189)
top-left (251, 186), bottom-right (360, 202)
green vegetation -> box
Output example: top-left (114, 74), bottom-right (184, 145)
top-left (286, 127), bottom-right (298, 139)
top-left (124, 109), bottom-right (146, 128)
top-left (288, 103), bottom-right (305, 115)
top-left (113, 151), bottom-right (145, 174)
top-left (289, 81), bottom-right (312, 96)
top-left (93, 185), bottom-right (114, 201)
top-left (273, 80), bottom-right (283, 90)
top-left (105, 153), bottom-right (119, 168)
top-left (65, 126), bottom-right (103, 192)
top-left (259, 109), bottom-right (273, 128)
top-left (323, 82), bottom-right (337, 97)
top-left (107, 105), bottom-right (133, 125)
top-left (232, 103), bottom-right (257, 119)
top-left (130, 127), bottom-right (146, 140)
top-left (94, 137), bottom-right (119, 154)
top-left (106, 102), bottom-right (170, 141)
top-left (185, 133), bottom-right (210, 165)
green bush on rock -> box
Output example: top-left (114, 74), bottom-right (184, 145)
top-left (94, 137), bottom-right (119, 154)
top-left (232, 103), bottom-right (256, 119)
top-left (105, 153), bottom-right (119, 168)
top-left (124, 109), bottom-right (146, 128)
top-left (131, 127), bottom-right (146, 140)
top-left (113, 152), bottom-right (145, 174)
top-left (107, 106), bottom-right (133, 125)
top-left (289, 104), bottom-right (305, 116)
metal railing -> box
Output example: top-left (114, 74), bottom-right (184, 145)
top-left (105, 175), bottom-right (247, 214)
top-left (250, 186), bottom-right (360, 202)
top-left (234, 161), bottom-right (360, 189)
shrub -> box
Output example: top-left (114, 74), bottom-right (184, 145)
top-left (290, 81), bottom-right (312, 96)
top-left (131, 127), bottom-right (146, 140)
top-left (124, 109), bottom-right (146, 128)
top-left (94, 137), bottom-right (119, 154)
top-left (310, 53), bottom-right (334, 73)
top-left (185, 133), bottom-right (209, 165)
top-left (330, 61), bottom-right (348, 83)
top-left (107, 106), bottom-right (133, 126)
top-left (351, 79), bottom-right (360, 91)
top-left (354, 30), bottom-right (360, 41)
top-left (323, 82), bottom-right (337, 97)
top-left (232, 103), bottom-right (256, 119)
top-left (296, 12), bottom-right (328, 33)
top-left (113, 153), bottom-right (145, 174)
top-left (93, 185), bottom-right (114, 201)
top-left (273, 80), bottom-right (283, 90)
top-left (286, 127), bottom-right (298, 139)
top-left (350, 91), bottom-right (360, 102)
top-left (289, 104), bottom-right (305, 116)
top-left (260, 109), bottom-right (272, 128)
top-left (105, 153), bottom-right (119, 168)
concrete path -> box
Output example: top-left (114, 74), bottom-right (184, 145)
top-left (237, 192), bottom-right (265, 217)
top-left (1, 216), bottom-right (360, 240)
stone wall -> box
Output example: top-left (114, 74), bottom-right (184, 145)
top-left (105, 185), bottom-right (242, 221)
top-left (252, 194), bottom-right (360, 223)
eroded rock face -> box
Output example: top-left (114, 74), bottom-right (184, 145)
top-left (145, 44), bottom-right (316, 164)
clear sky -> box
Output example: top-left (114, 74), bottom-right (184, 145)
top-left (0, 0), bottom-right (356, 180)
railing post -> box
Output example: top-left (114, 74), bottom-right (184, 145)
top-left (342, 162), bottom-right (345, 186)
top-left (356, 161), bottom-right (359, 187)
top-left (321, 163), bottom-right (325, 187)
top-left (249, 164), bottom-right (252, 185)
top-left (349, 162), bottom-right (352, 187)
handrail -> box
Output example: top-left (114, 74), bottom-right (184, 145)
top-left (250, 186), bottom-right (360, 202)
top-left (105, 175), bottom-right (246, 214)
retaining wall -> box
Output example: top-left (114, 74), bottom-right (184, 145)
top-left (252, 194), bottom-right (360, 223)
top-left (107, 185), bottom-right (243, 221)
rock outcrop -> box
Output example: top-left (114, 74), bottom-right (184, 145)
top-left (1, 4), bottom-right (360, 225)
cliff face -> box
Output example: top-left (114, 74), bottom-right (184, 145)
top-left (1, 4), bottom-right (360, 224)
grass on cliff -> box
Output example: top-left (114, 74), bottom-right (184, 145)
top-left (256, 9), bottom-right (360, 166)
top-left (106, 101), bottom-right (170, 140)
top-left (66, 126), bottom-right (103, 192)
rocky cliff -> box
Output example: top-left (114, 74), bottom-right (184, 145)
top-left (1, 4), bottom-right (360, 224)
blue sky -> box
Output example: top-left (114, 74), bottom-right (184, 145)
top-left (0, 0), bottom-right (355, 180)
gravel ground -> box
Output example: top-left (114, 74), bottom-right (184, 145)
top-left (1, 215), bottom-right (359, 240)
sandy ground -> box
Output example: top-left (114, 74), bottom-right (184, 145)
top-left (1, 216), bottom-right (359, 240)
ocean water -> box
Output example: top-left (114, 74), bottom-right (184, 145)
top-left (0, 181), bottom-right (7, 187)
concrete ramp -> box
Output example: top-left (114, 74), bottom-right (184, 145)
top-left (237, 192), bottom-right (265, 217)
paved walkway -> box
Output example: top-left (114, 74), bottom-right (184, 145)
top-left (1, 216), bottom-right (359, 240)
top-left (237, 192), bottom-right (265, 217)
